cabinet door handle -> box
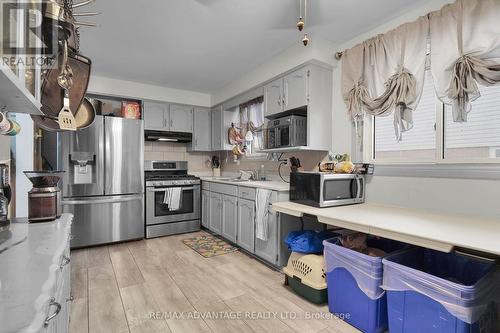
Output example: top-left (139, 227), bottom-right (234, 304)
top-left (170, 119), bottom-right (173, 127)
top-left (277, 95), bottom-right (281, 106)
top-left (60, 255), bottom-right (70, 270)
top-left (44, 298), bottom-right (61, 327)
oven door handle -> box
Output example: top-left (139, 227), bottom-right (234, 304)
top-left (147, 187), bottom-right (195, 192)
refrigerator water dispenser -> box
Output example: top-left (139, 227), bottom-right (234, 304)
top-left (71, 152), bottom-right (95, 185)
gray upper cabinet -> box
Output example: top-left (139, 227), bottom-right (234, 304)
top-left (169, 104), bottom-right (193, 133)
top-left (283, 67), bottom-right (309, 111)
top-left (264, 65), bottom-right (314, 118)
top-left (209, 192), bottom-right (223, 234)
top-left (222, 194), bottom-right (238, 243)
top-left (211, 105), bottom-right (223, 150)
top-left (264, 77), bottom-right (283, 118)
top-left (237, 198), bottom-right (255, 253)
top-left (190, 107), bottom-right (212, 151)
top-left (144, 101), bottom-right (169, 131)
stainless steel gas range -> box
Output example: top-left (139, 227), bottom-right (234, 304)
top-left (145, 161), bottom-right (200, 238)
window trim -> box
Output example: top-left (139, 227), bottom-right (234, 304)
top-left (366, 100), bottom-right (500, 166)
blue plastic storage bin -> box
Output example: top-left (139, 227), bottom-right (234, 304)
top-left (323, 236), bottom-right (407, 333)
top-left (382, 248), bottom-right (500, 333)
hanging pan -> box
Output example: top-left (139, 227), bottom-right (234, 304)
top-left (33, 51), bottom-right (92, 131)
top-left (33, 97), bottom-right (96, 131)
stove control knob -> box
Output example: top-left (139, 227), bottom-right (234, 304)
top-left (172, 181), bottom-right (178, 185)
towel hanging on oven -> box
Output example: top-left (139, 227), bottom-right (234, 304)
top-left (163, 188), bottom-right (182, 211)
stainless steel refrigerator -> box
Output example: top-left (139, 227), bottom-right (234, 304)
top-left (43, 115), bottom-right (144, 248)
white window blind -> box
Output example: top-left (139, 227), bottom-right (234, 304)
top-left (374, 70), bottom-right (436, 160)
top-left (445, 84), bottom-right (500, 159)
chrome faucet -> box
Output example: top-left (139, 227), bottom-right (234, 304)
top-left (239, 170), bottom-right (258, 181)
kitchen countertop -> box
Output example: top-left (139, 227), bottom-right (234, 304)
top-left (0, 214), bottom-right (73, 333)
top-left (201, 177), bottom-right (290, 192)
top-left (272, 201), bottom-right (500, 257)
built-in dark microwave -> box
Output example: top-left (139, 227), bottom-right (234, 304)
top-left (265, 115), bottom-right (307, 149)
top-left (290, 172), bottom-right (365, 208)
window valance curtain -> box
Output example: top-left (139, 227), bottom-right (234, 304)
top-left (430, 0), bottom-right (500, 122)
top-left (342, 0), bottom-right (500, 140)
top-left (341, 17), bottom-right (429, 141)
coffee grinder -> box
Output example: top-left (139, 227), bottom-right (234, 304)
top-left (24, 171), bottom-right (64, 222)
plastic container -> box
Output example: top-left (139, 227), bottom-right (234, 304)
top-left (382, 248), bottom-right (500, 333)
top-left (283, 252), bottom-right (327, 304)
top-left (323, 236), bottom-right (407, 333)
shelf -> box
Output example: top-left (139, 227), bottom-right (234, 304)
top-left (260, 146), bottom-right (329, 153)
top-left (272, 201), bottom-right (500, 257)
top-left (0, 65), bottom-right (42, 115)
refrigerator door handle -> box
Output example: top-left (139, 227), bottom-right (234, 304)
top-left (62, 194), bottom-right (143, 205)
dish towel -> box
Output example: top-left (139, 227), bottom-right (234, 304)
top-left (163, 188), bottom-right (171, 205)
top-left (255, 189), bottom-right (272, 241)
top-left (163, 188), bottom-right (182, 211)
top-left (169, 187), bottom-right (182, 211)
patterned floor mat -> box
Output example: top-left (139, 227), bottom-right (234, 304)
top-left (182, 235), bottom-right (238, 258)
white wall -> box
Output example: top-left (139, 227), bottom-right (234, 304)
top-left (12, 113), bottom-right (33, 218)
top-left (87, 75), bottom-right (212, 107)
top-left (212, 36), bottom-right (336, 105)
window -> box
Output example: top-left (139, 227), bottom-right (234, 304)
top-left (444, 84), bottom-right (500, 160)
top-left (370, 71), bottom-right (500, 163)
top-left (374, 70), bottom-right (437, 161)
top-left (239, 99), bottom-right (266, 158)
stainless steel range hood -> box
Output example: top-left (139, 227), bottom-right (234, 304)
top-left (144, 130), bottom-right (192, 143)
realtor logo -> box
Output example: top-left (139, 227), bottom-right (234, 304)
top-left (1, 1), bottom-right (58, 69)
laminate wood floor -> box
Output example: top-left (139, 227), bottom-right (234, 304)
top-left (70, 230), bottom-right (360, 333)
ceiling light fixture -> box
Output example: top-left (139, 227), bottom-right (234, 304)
top-left (298, 0), bottom-right (309, 46)
top-left (302, 33), bottom-right (309, 46)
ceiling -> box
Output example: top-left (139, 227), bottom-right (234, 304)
top-left (79, 0), bottom-right (426, 93)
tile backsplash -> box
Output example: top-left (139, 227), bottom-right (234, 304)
top-left (220, 150), bottom-right (329, 177)
top-left (144, 141), bottom-right (329, 178)
top-left (144, 141), bottom-right (213, 172)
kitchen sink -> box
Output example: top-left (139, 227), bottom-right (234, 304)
top-left (214, 177), bottom-right (251, 182)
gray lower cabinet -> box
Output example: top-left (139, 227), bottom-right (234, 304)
top-left (209, 192), bottom-right (223, 234)
top-left (222, 194), bottom-right (238, 243)
top-left (254, 191), bottom-right (279, 265)
top-left (201, 190), bottom-right (210, 228)
top-left (237, 198), bottom-right (255, 253)
top-left (201, 182), bottom-right (300, 267)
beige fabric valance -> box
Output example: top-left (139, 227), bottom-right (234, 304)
top-left (341, 17), bottom-right (429, 141)
top-left (342, 0), bottom-right (500, 140)
top-left (430, 0), bottom-right (500, 122)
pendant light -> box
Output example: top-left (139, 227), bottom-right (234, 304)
top-left (297, 0), bottom-right (304, 31)
top-left (297, 0), bottom-right (309, 46)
